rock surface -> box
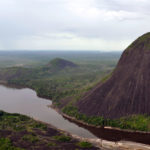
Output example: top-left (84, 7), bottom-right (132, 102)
top-left (78, 32), bottom-right (150, 118)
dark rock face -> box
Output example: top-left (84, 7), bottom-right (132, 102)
top-left (78, 32), bottom-right (150, 119)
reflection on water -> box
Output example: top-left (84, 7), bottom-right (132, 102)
top-left (0, 85), bottom-right (150, 145)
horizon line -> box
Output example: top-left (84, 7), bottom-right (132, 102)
top-left (0, 49), bottom-right (123, 52)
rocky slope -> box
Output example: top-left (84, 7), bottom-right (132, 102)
top-left (78, 32), bottom-right (150, 119)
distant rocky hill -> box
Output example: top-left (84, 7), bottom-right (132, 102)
top-left (46, 58), bottom-right (77, 69)
top-left (0, 58), bottom-right (77, 81)
top-left (78, 32), bottom-right (150, 119)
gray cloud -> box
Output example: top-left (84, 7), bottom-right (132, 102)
top-left (0, 0), bottom-right (150, 50)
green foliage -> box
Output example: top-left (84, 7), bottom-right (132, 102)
top-left (113, 115), bottom-right (150, 131)
top-left (0, 111), bottom-right (95, 149)
top-left (0, 52), bottom-right (119, 107)
top-left (53, 135), bottom-right (71, 142)
top-left (48, 58), bottom-right (77, 69)
top-left (77, 141), bottom-right (93, 148)
top-left (47, 142), bottom-right (57, 147)
top-left (0, 138), bottom-right (24, 150)
top-left (63, 106), bottom-right (150, 132)
top-left (0, 111), bottom-right (4, 116)
top-left (30, 122), bottom-right (47, 131)
top-left (63, 106), bottom-right (105, 126)
top-left (22, 134), bottom-right (39, 143)
top-left (0, 111), bottom-right (30, 131)
top-left (125, 32), bottom-right (150, 51)
top-left (0, 51), bottom-right (120, 68)
top-left (101, 72), bottom-right (112, 83)
top-left (0, 110), bottom-right (48, 132)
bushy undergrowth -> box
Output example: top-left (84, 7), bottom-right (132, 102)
top-left (0, 110), bottom-right (48, 132)
top-left (22, 134), bottom-right (39, 143)
top-left (0, 110), bottom-right (95, 150)
top-left (0, 138), bottom-right (24, 150)
top-left (77, 141), bottom-right (93, 148)
top-left (53, 135), bottom-right (71, 142)
top-left (63, 106), bottom-right (150, 132)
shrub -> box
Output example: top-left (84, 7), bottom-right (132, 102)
top-left (53, 135), bottom-right (71, 142)
top-left (0, 138), bottom-right (24, 150)
top-left (77, 141), bottom-right (92, 148)
top-left (31, 122), bottom-right (47, 131)
top-left (22, 134), bottom-right (39, 143)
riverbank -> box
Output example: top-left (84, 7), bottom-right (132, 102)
top-left (4, 81), bottom-right (150, 135)
top-left (71, 135), bottom-right (150, 150)
top-left (61, 111), bottom-right (150, 134)
top-left (50, 103), bottom-right (150, 135)
top-left (48, 107), bottom-right (150, 150)
top-left (0, 110), bottom-right (100, 150)
top-left (35, 108), bottom-right (150, 150)
top-left (0, 93), bottom-right (150, 150)
top-left (1, 83), bottom-right (150, 149)
top-left (33, 110), bottom-right (150, 150)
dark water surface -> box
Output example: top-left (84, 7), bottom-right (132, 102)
top-left (0, 85), bottom-right (150, 145)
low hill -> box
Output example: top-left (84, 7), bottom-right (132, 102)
top-left (78, 32), bottom-right (150, 119)
top-left (0, 67), bottom-right (36, 81)
top-left (0, 58), bottom-right (77, 81)
top-left (46, 58), bottom-right (77, 69)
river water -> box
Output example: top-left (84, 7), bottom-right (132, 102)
top-left (0, 85), bottom-right (96, 138)
top-left (0, 85), bottom-right (150, 145)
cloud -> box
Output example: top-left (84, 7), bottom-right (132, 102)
top-left (15, 33), bottom-right (130, 51)
top-left (0, 0), bottom-right (150, 50)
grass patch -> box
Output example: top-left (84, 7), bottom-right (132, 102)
top-left (101, 72), bottom-right (112, 83)
top-left (0, 111), bottom-right (98, 149)
top-left (0, 138), bottom-right (24, 150)
top-left (22, 134), bottom-right (39, 143)
top-left (30, 122), bottom-right (47, 131)
top-left (53, 135), bottom-right (71, 142)
top-left (77, 141), bottom-right (93, 148)
top-left (0, 110), bottom-right (48, 133)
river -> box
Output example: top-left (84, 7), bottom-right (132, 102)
top-left (0, 85), bottom-right (150, 145)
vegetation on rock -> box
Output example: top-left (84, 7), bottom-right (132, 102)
top-left (0, 110), bottom-right (97, 150)
top-left (63, 106), bottom-right (150, 132)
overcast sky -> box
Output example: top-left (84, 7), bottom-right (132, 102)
top-left (0, 0), bottom-right (150, 51)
